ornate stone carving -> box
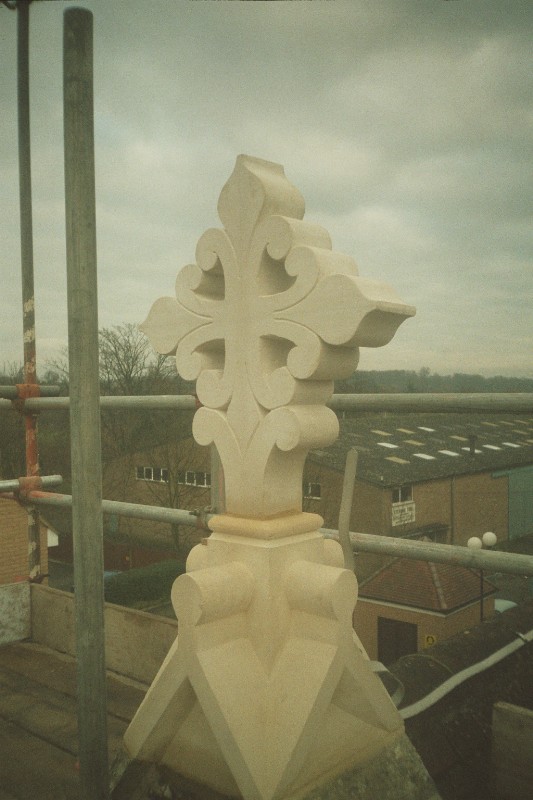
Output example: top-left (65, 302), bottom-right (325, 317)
top-left (126, 156), bottom-right (416, 800)
top-left (141, 155), bottom-right (414, 518)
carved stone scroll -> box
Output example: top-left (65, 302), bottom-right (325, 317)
top-left (140, 155), bottom-right (415, 519)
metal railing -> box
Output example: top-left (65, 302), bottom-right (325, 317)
top-left (1, 391), bottom-right (533, 413)
top-left (6, 487), bottom-right (533, 578)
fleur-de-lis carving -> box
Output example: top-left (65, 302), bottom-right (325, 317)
top-left (141, 155), bottom-right (415, 517)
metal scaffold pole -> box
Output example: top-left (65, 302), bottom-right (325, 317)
top-left (63, 8), bottom-right (109, 799)
top-left (17, 0), bottom-right (42, 581)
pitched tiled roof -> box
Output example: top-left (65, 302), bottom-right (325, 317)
top-left (359, 557), bottom-right (496, 612)
top-left (309, 411), bottom-right (533, 487)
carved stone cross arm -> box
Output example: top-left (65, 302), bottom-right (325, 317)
top-left (141, 155), bottom-right (415, 518)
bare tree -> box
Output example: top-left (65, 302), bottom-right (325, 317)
top-left (0, 363), bottom-right (25, 479)
top-left (98, 323), bottom-right (173, 396)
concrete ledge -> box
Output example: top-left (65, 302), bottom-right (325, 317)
top-left (299, 732), bottom-right (440, 800)
top-left (492, 701), bottom-right (533, 800)
top-left (0, 581), bottom-right (30, 645)
top-left (30, 583), bottom-right (178, 685)
top-left (113, 733), bottom-right (440, 800)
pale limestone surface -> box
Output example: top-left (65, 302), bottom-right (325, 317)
top-left (140, 155), bottom-right (414, 519)
top-left (0, 582), bottom-right (30, 645)
top-left (126, 156), bottom-right (416, 800)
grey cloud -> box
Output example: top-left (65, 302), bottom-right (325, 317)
top-left (0, 0), bottom-right (531, 377)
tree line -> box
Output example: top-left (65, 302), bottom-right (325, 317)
top-left (2, 324), bottom-right (531, 558)
top-left (335, 368), bottom-right (533, 395)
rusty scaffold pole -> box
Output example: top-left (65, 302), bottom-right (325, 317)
top-left (15, 0), bottom-right (42, 581)
top-left (63, 8), bottom-right (109, 798)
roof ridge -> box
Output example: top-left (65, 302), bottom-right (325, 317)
top-left (429, 561), bottom-right (448, 610)
top-left (359, 556), bottom-right (399, 587)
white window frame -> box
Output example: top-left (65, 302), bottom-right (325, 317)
top-left (392, 485), bottom-right (413, 504)
top-left (303, 481), bottom-right (321, 500)
top-left (136, 465), bottom-right (169, 483)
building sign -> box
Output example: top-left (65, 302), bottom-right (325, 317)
top-left (424, 634), bottom-right (437, 648)
top-left (392, 500), bottom-right (416, 527)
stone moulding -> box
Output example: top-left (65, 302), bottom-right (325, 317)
top-left (124, 521), bottom-right (403, 800)
top-left (126, 155), bottom-right (418, 800)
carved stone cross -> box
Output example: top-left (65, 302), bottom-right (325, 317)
top-left (141, 155), bottom-right (414, 518)
top-left (125, 156), bottom-right (417, 800)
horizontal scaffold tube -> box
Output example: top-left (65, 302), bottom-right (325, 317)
top-left (329, 393), bottom-right (533, 413)
top-left (0, 384), bottom-right (61, 400)
top-left (0, 474), bottom-right (63, 493)
top-left (0, 392), bottom-right (532, 413)
top-left (22, 490), bottom-right (207, 529)
top-left (0, 394), bottom-right (198, 411)
top-left (322, 528), bottom-right (533, 577)
top-left (15, 490), bottom-right (533, 576)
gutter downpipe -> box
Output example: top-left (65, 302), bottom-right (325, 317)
top-left (63, 9), bottom-right (109, 799)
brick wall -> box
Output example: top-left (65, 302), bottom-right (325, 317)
top-left (353, 596), bottom-right (494, 662)
top-left (452, 471), bottom-right (508, 546)
top-left (306, 464), bottom-right (509, 546)
top-left (0, 498), bottom-right (49, 584)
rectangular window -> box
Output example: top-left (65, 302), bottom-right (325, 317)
top-left (303, 482), bottom-right (321, 500)
top-left (195, 471), bottom-right (206, 487)
top-left (392, 485), bottom-right (412, 504)
top-left (175, 469), bottom-right (211, 487)
top-left (136, 465), bottom-right (169, 483)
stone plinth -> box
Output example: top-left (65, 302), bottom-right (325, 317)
top-left (125, 515), bottom-right (404, 800)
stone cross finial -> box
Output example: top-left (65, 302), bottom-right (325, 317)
top-left (126, 157), bottom-right (423, 800)
top-left (141, 155), bottom-right (415, 517)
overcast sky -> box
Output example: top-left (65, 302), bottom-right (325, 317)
top-left (1, 0), bottom-right (532, 379)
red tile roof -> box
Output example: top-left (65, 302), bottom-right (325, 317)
top-left (359, 557), bottom-right (496, 612)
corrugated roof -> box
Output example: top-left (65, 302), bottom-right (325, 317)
top-left (308, 411), bottom-right (533, 487)
top-left (359, 557), bottom-right (496, 612)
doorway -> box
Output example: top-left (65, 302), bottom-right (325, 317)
top-left (377, 616), bottom-right (418, 665)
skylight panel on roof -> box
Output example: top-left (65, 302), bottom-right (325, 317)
top-left (439, 450), bottom-right (460, 457)
top-left (500, 421), bottom-right (515, 426)
top-left (481, 421), bottom-right (499, 427)
top-left (414, 453), bottom-right (436, 460)
top-left (377, 442), bottom-right (399, 449)
top-left (451, 435), bottom-right (468, 442)
top-left (418, 426), bottom-right (435, 432)
top-left (396, 428), bottom-right (414, 434)
top-left (502, 442), bottom-right (520, 448)
top-left (372, 429), bottom-right (392, 436)
top-left (461, 447), bottom-right (482, 454)
top-left (386, 456), bottom-right (410, 464)
top-left (527, 439), bottom-right (533, 444)
top-left (483, 444), bottom-right (502, 450)
top-left (403, 439), bottom-right (424, 446)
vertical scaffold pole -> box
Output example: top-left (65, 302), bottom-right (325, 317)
top-left (17, 0), bottom-right (41, 580)
top-left (63, 9), bottom-right (109, 799)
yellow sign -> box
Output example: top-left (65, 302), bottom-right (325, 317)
top-left (424, 634), bottom-right (437, 648)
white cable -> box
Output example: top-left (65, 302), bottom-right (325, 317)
top-left (399, 627), bottom-right (533, 720)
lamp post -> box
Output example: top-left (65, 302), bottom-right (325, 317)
top-left (467, 531), bottom-right (498, 622)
